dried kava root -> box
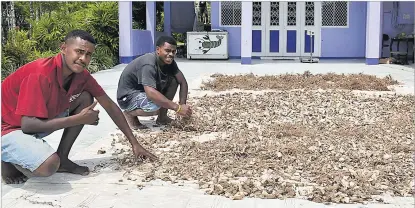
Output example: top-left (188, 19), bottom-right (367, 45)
top-left (201, 72), bottom-right (400, 92)
top-left (110, 75), bottom-right (413, 204)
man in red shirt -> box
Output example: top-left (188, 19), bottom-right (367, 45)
top-left (1, 30), bottom-right (157, 184)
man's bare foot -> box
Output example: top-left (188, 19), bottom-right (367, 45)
top-left (123, 111), bottom-right (148, 130)
top-left (1, 161), bottom-right (28, 184)
top-left (57, 158), bottom-right (89, 176)
top-left (156, 116), bottom-right (174, 125)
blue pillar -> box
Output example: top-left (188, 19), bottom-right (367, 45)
top-left (119, 1), bottom-right (133, 63)
top-left (146, 1), bottom-right (156, 51)
top-left (164, 2), bottom-right (171, 36)
top-left (210, 1), bottom-right (220, 29)
top-left (365, 2), bottom-right (382, 65)
top-left (241, 1), bottom-right (252, 64)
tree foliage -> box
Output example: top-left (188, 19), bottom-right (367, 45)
top-left (132, 1), bottom-right (164, 30)
top-left (1, 1), bottom-right (167, 81)
top-left (1, 1), bottom-right (119, 81)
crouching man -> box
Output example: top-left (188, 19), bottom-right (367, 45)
top-left (1, 30), bottom-right (157, 184)
top-left (116, 36), bottom-right (192, 129)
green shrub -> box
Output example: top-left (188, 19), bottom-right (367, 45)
top-left (88, 44), bottom-right (115, 73)
top-left (2, 2), bottom-right (120, 81)
top-left (82, 2), bottom-right (119, 61)
top-left (1, 29), bottom-right (37, 78)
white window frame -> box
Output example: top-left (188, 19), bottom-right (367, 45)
top-left (321, 1), bottom-right (349, 28)
top-left (219, 1), bottom-right (242, 27)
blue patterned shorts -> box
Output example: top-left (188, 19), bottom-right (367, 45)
top-left (122, 92), bottom-right (160, 113)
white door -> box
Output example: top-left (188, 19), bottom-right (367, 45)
top-left (280, 2), bottom-right (301, 57)
top-left (252, 1), bottom-right (267, 57)
top-left (263, 2), bottom-right (284, 56)
top-left (252, 2), bottom-right (317, 57)
top-left (299, 2), bottom-right (322, 57)
top-left (251, 1), bottom-right (287, 57)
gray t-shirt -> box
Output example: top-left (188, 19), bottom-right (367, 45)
top-left (116, 52), bottom-right (179, 108)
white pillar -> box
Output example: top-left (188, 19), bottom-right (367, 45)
top-left (365, 2), bottom-right (382, 65)
top-left (146, 1), bottom-right (156, 51)
top-left (164, 2), bottom-right (171, 36)
top-left (119, 1), bottom-right (133, 63)
top-left (241, 1), bottom-right (252, 64)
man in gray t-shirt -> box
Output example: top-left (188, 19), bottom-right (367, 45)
top-left (117, 36), bottom-right (192, 129)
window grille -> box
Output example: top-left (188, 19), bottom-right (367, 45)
top-left (220, 1), bottom-right (241, 26)
top-left (270, 2), bottom-right (280, 26)
top-left (305, 2), bottom-right (315, 26)
top-left (252, 2), bottom-right (261, 26)
top-left (322, 1), bottom-right (348, 27)
top-left (287, 2), bottom-right (297, 26)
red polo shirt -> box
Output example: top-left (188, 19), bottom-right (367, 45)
top-left (1, 53), bottom-right (106, 136)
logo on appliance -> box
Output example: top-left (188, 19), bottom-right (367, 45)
top-left (195, 35), bottom-right (224, 54)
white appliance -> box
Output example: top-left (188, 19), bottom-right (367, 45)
top-left (186, 31), bottom-right (229, 60)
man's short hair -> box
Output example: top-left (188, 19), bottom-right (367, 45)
top-left (64, 29), bottom-right (96, 45)
top-left (156, 36), bottom-right (177, 47)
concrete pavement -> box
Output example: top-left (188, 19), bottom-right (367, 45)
top-left (2, 59), bottom-right (414, 208)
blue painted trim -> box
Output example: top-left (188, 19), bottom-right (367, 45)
top-left (241, 57), bottom-right (252, 64)
top-left (319, 57), bottom-right (365, 59)
top-left (123, 55), bottom-right (367, 64)
top-left (231, 56), bottom-right (365, 60)
top-left (229, 56), bottom-right (261, 59)
top-left (365, 58), bottom-right (379, 65)
top-left (120, 54), bottom-right (148, 64)
top-left (120, 56), bottom-right (135, 64)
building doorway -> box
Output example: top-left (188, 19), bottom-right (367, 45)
top-left (252, 1), bottom-right (322, 58)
